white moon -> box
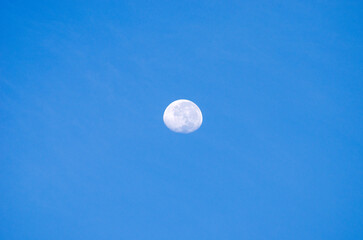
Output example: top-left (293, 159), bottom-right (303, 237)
top-left (163, 99), bottom-right (203, 133)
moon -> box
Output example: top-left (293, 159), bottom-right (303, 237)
top-left (163, 99), bottom-right (203, 134)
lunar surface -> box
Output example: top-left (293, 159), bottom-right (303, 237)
top-left (163, 99), bottom-right (203, 133)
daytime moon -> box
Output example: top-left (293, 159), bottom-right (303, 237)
top-left (163, 99), bottom-right (203, 134)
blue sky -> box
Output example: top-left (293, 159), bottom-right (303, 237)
top-left (1, 1), bottom-right (362, 239)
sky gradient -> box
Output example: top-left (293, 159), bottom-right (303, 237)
top-left (1, 1), bottom-right (362, 239)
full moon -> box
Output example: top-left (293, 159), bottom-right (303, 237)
top-left (163, 99), bottom-right (203, 133)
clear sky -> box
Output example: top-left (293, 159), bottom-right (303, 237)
top-left (1, 1), bottom-right (362, 239)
